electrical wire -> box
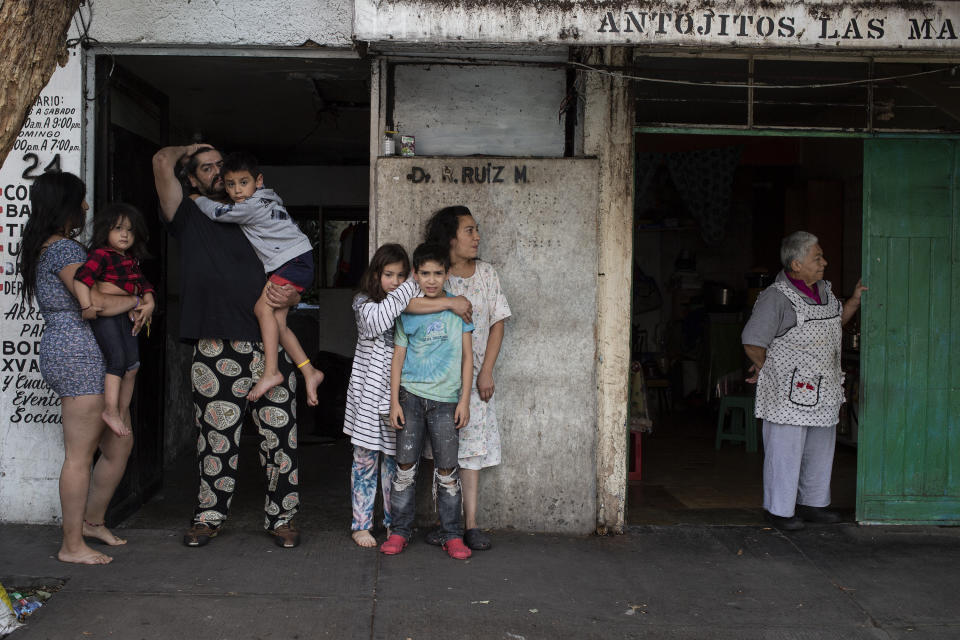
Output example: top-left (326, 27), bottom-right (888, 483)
top-left (570, 60), bottom-right (960, 90)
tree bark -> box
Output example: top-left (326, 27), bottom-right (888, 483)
top-left (0, 0), bottom-right (81, 167)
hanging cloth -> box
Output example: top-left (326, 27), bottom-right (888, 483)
top-left (666, 146), bottom-right (742, 246)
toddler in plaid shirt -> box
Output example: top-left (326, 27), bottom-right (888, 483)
top-left (75, 203), bottom-right (155, 437)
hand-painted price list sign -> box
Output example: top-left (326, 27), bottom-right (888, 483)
top-left (0, 49), bottom-right (82, 427)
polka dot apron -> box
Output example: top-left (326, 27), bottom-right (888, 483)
top-left (755, 281), bottom-right (845, 427)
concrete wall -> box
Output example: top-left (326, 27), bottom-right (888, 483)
top-left (90, 0), bottom-right (351, 47)
top-left (392, 65), bottom-right (565, 157)
top-left (0, 53), bottom-right (84, 525)
top-left (374, 157), bottom-right (599, 533)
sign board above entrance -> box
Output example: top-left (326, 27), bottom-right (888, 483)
top-left (354, 0), bottom-right (960, 50)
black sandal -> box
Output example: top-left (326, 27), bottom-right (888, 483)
top-left (464, 528), bottom-right (491, 551)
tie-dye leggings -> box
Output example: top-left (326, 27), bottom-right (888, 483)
top-left (351, 444), bottom-right (397, 531)
top-left (191, 338), bottom-right (300, 532)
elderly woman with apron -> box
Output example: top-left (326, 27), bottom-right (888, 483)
top-left (742, 231), bottom-right (866, 531)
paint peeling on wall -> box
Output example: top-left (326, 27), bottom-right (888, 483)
top-left (356, 0), bottom-right (960, 50)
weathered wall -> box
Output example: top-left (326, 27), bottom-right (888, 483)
top-left (89, 0), bottom-right (351, 47)
top-left (391, 65), bottom-right (566, 157)
top-left (375, 157), bottom-right (598, 533)
top-left (356, 0), bottom-right (960, 51)
top-left (583, 46), bottom-right (634, 535)
top-left (0, 52), bottom-right (84, 524)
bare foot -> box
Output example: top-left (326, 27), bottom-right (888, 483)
top-left (83, 520), bottom-right (127, 546)
top-left (58, 544), bottom-right (112, 565)
top-left (248, 371), bottom-right (285, 402)
top-left (101, 409), bottom-right (131, 437)
top-left (303, 369), bottom-right (325, 407)
top-left (352, 530), bottom-right (377, 548)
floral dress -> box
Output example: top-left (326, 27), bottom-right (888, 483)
top-left (36, 239), bottom-right (105, 397)
top-left (445, 260), bottom-right (511, 469)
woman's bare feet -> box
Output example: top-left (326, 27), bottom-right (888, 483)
top-left (303, 369), bottom-right (325, 407)
top-left (83, 520), bottom-right (127, 546)
top-left (58, 543), bottom-right (112, 565)
top-left (101, 408), bottom-right (131, 437)
top-left (248, 371), bottom-right (285, 402)
top-left (352, 530), bottom-right (377, 548)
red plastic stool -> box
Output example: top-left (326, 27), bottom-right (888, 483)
top-left (628, 430), bottom-right (642, 481)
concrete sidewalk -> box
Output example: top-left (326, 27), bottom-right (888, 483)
top-left (2, 522), bottom-right (959, 639)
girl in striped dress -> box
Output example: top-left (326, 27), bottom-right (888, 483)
top-left (344, 243), bottom-right (472, 547)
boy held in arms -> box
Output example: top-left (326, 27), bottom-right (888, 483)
top-left (192, 152), bottom-right (324, 405)
top-left (381, 243), bottom-right (474, 560)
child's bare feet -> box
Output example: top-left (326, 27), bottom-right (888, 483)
top-left (303, 369), bottom-right (325, 407)
top-left (83, 520), bottom-right (127, 546)
top-left (248, 371), bottom-right (285, 402)
top-left (352, 530), bottom-right (377, 548)
top-left (101, 409), bottom-right (131, 437)
top-left (58, 544), bottom-right (112, 565)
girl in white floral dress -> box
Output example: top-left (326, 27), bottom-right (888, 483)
top-left (425, 206), bottom-right (511, 551)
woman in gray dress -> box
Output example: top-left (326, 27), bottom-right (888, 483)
top-left (19, 172), bottom-right (144, 564)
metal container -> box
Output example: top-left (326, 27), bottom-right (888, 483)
top-left (706, 283), bottom-right (735, 309)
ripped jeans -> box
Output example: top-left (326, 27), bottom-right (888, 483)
top-left (391, 387), bottom-right (462, 543)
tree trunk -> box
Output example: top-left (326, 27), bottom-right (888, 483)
top-left (0, 0), bottom-right (81, 167)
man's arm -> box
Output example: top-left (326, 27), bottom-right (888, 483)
top-left (264, 281), bottom-right (301, 309)
top-left (153, 144), bottom-right (204, 222)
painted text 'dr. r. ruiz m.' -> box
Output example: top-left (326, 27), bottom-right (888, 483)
top-left (597, 11), bottom-right (960, 42)
top-left (406, 164), bottom-right (529, 185)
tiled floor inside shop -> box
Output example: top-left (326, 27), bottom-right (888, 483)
top-left (627, 405), bottom-right (858, 526)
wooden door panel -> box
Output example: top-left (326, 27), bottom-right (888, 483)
top-left (859, 138), bottom-right (960, 523)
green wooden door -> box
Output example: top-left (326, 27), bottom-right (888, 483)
top-left (859, 138), bottom-right (960, 524)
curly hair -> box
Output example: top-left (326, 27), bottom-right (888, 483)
top-left (89, 203), bottom-right (151, 260)
top-left (424, 205), bottom-right (473, 253)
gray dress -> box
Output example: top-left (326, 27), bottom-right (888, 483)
top-left (36, 239), bottom-right (105, 397)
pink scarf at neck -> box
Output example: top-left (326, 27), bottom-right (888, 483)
top-left (785, 272), bottom-right (822, 304)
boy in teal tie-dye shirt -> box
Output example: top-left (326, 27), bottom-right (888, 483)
top-left (381, 243), bottom-right (475, 560)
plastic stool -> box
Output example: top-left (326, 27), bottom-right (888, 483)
top-left (628, 430), bottom-right (642, 481)
top-left (715, 394), bottom-right (758, 452)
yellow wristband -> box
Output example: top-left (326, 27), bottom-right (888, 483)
top-left (296, 359), bottom-right (310, 369)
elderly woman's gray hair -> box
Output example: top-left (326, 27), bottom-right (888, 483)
top-left (780, 231), bottom-right (819, 271)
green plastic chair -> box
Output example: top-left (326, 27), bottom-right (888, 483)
top-left (715, 394), bottom-right (758, 452)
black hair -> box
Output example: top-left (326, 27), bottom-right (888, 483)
top-left (425, 205), bottom-right (473, 253)
top-left (412, 243), bottom-right (450, 271)
top-left (89, 203), bottom-right (151, 260)
top-left (220, 151), bottom-right (261, 179)
top-left (359, 243), bottom-right (411, 302)
top-left (19, 171), bottom-right (87, 304)
top-left (176, 145), bottom-right (218, 190)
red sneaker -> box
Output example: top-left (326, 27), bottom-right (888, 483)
top-left (380, 534), bottom-right (408, 555)
top-left (442, 537), bottom-right (472, 560)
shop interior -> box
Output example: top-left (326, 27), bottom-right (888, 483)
top-left (627, 132), bottom-right (863, 525)
top-left (94, 54), bottom-right (373, 530)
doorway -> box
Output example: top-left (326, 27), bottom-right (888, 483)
top-left (627, 131), bottom-right (864, 525)
top-left (91, 52), bottom-right (372, 530)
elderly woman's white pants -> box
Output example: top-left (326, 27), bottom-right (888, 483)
top-left (763, 420), bottom-right (836, 518)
